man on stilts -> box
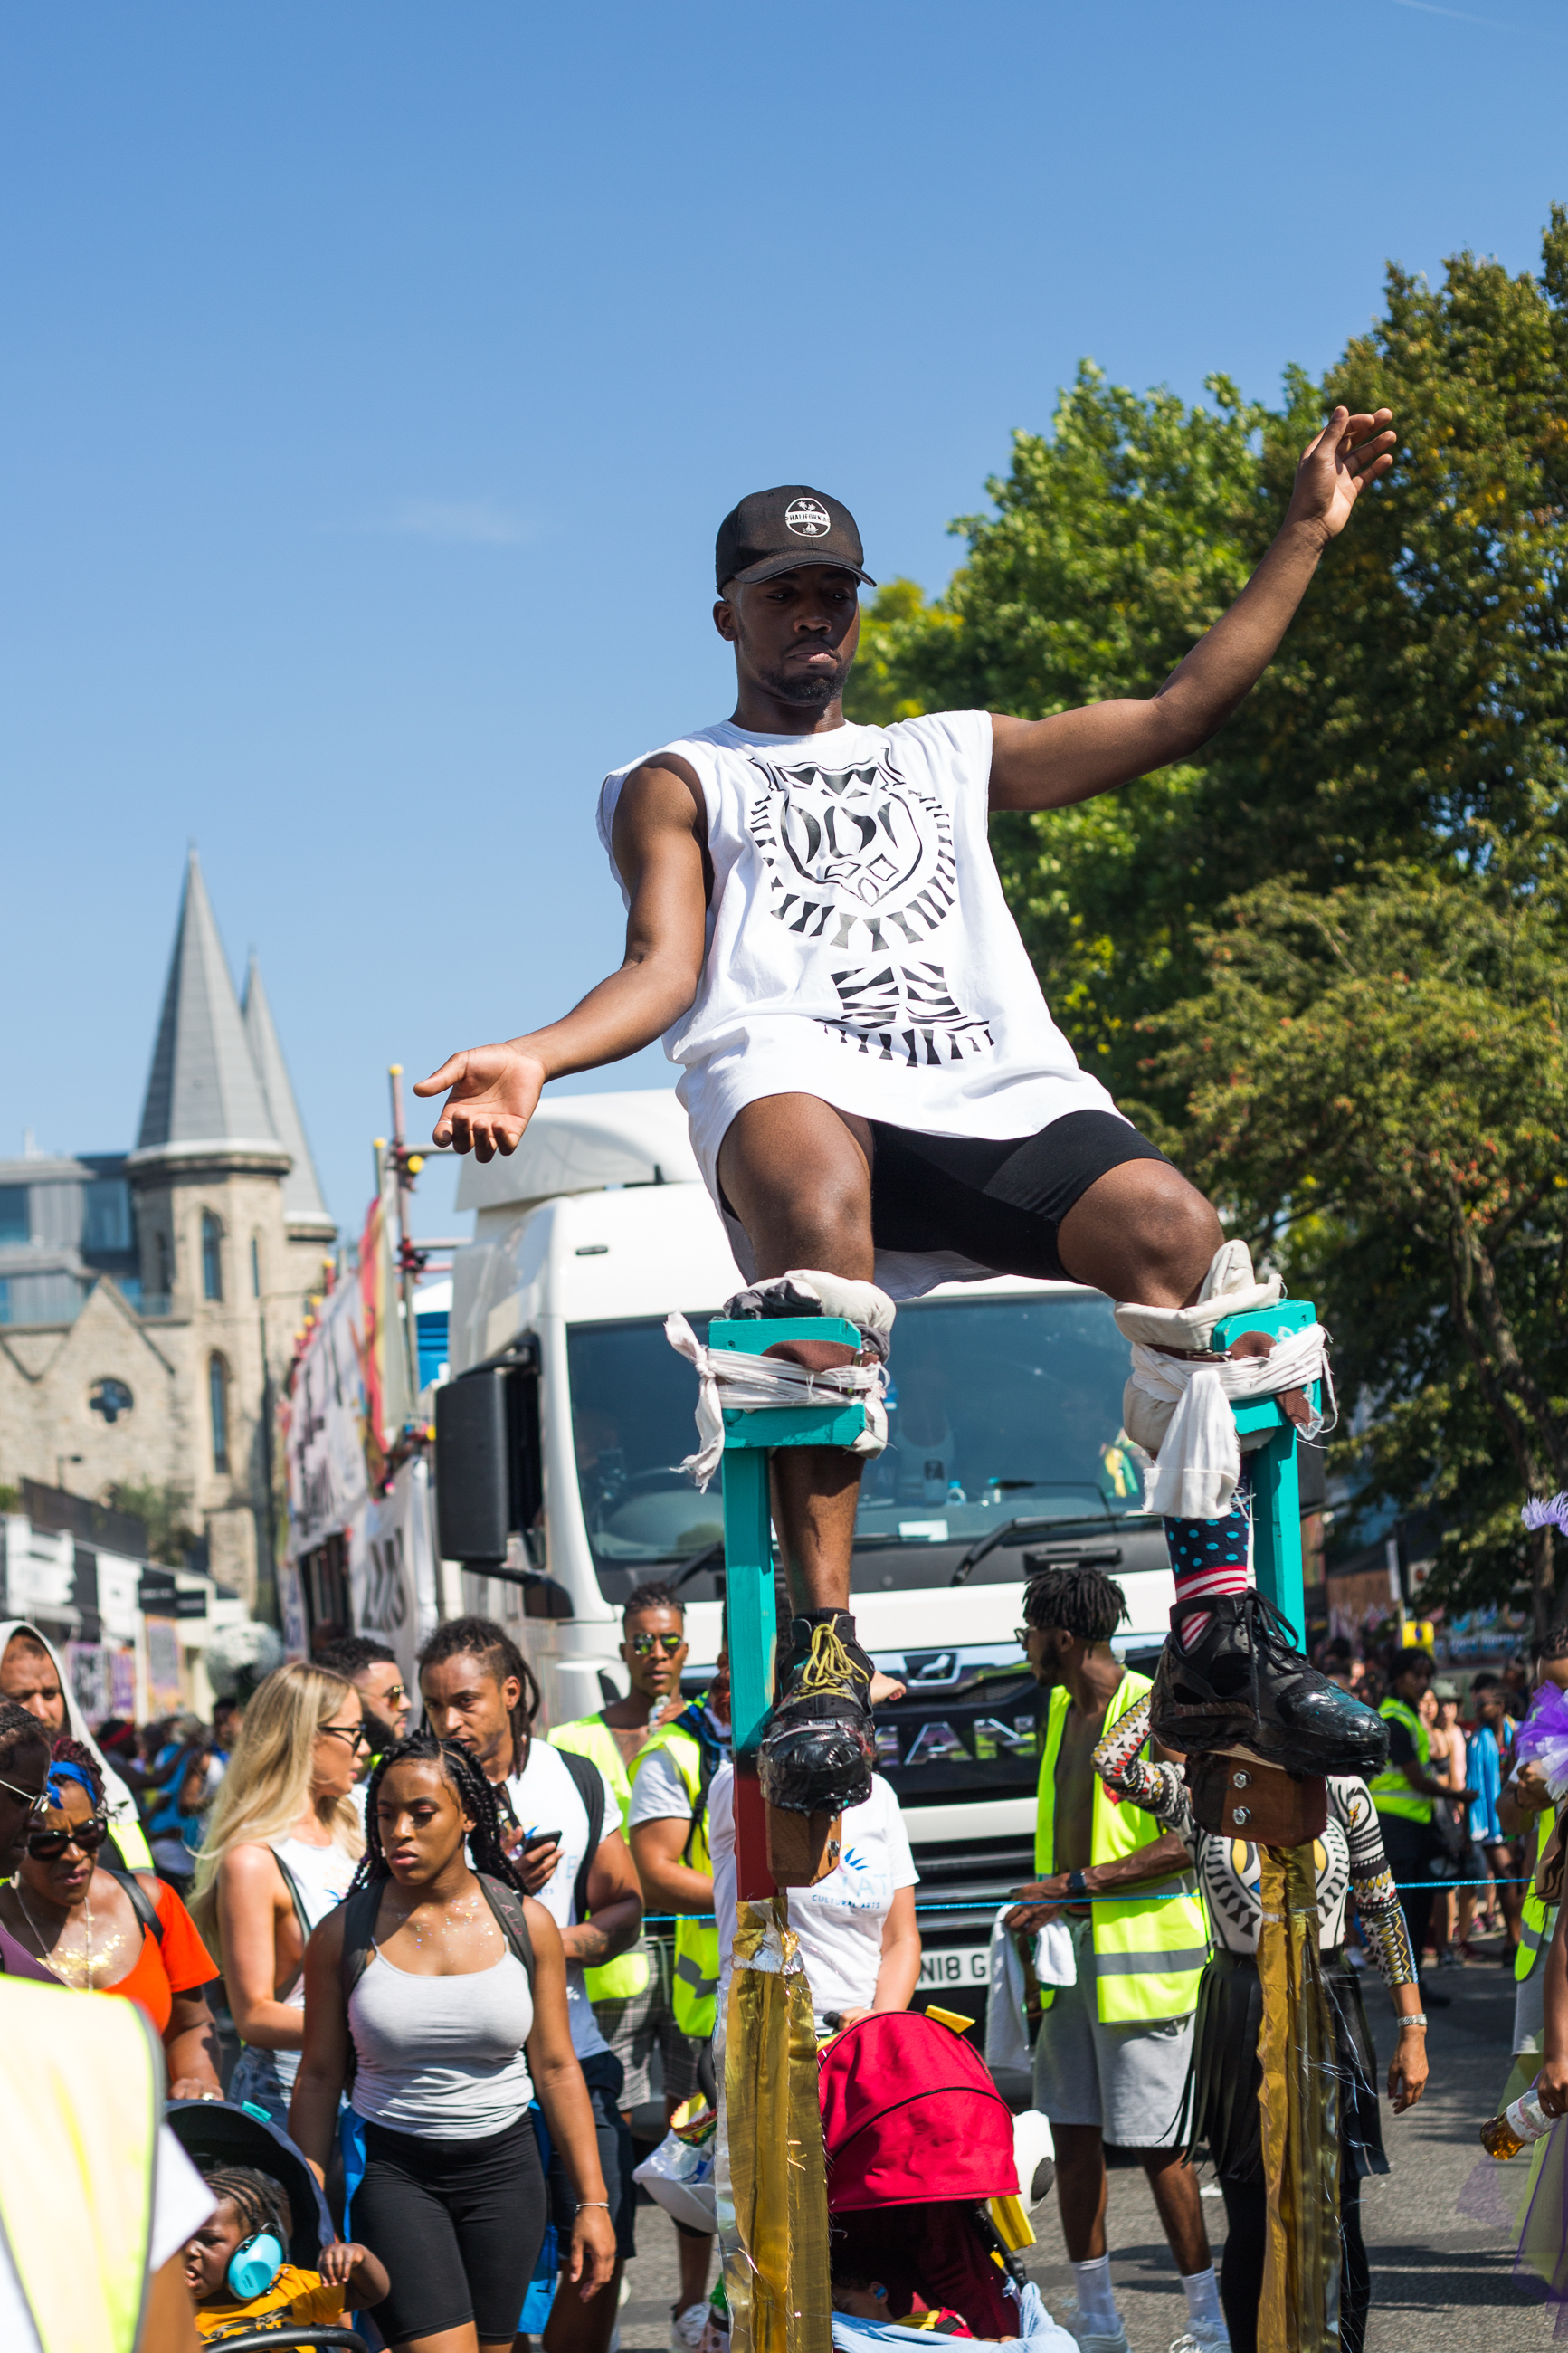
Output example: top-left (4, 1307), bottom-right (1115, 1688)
top-left (419, 408), bottom-right (1395, 1818)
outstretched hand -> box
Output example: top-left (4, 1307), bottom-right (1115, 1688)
top-left (413, 1043), bottom-right (546, 1159)
top-left (1284, 404), bottom-right (1396, 543)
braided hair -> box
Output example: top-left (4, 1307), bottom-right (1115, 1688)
top-left (1022, 1565), bottom-right (1129, 1647)
top-left (350, 1725), bottom-right (528, 1899)
top-left (199, 2162), bottom-right (291, 2246)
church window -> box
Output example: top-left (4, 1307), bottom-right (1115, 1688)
top-left (209, 1353), bottom-right (231, 1472)
top-left (202, 1211), bottom-right (223, 1302)
top-left (156, 1230), bottom-right (173, 1298)
top-left (90, 1377), bottom-right (134, 1424)
top-left (251, 1235), bottom-right (261, 1300)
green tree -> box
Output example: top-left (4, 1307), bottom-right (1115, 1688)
top-left (107, 1480), bottom-right (199, 1568)
top-left (1145, 875), bottom-right (1568, 1619)
top-left (848, 212), bottom-right (1568, 1117)
top-left (846, 212), bottom-right (1568, 1597)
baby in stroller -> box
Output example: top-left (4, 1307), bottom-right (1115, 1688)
top-left (167, 2097), bottom-right (388, 2348)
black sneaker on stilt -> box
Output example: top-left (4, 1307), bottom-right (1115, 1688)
top-left (758, 1611), bottom-right (875, 1815)
top-left (1149, 1589), bottom-right (1389, 1777)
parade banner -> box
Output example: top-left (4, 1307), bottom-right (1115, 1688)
top-left (350, 1456), bottom-right (440, 1711)
top-left (282, 1173), bottom-right (413, 1557)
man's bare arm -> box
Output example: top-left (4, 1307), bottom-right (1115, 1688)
top-left (414, 761), bottom-right (709, 1158)
top-left (989, 405), bottom-right (1395, 815)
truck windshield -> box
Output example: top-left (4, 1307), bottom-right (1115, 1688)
top-left (567, 1292), bottom-right (1145, 1581)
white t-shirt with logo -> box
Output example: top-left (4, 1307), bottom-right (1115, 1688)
top-left (707, 1763), bottom-right (919, 2027)
top-left (502, 1739), bottom-right (622, 2063)
top-left (596, 713), bottom-right (1121, 1298)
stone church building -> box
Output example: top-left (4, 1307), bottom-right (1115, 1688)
top-left (0, 851), bottom-right (336, 1605)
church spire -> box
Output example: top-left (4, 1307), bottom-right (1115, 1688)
top-left (134, 849), bottom-right (285, 1163)
top-left (242, 954), bottom-right (336, 1239)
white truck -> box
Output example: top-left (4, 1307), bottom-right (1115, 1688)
top-left (442, 1089), bottom-right (1175, 2008)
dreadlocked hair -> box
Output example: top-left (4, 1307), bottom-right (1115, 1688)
top-left (1022, 1565), bottom-right (1129, 1646)
top-left (50, 1734), bottom-right (107, 1808)
top-left (417, 1615), bottom-right (540, 1760)
top-left (199, 2163), bottom-right (291, 2247)
top-left (350, 1725), bottom-right (528, 1900)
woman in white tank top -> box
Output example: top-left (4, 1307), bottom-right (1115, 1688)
top-left (189, 1662), bottom-right (366, 2126)
top-left (290, 1730), bottom-right (617, 2353)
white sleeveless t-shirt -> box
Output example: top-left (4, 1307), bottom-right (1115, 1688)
top-left (596, 710), bottom-right (1120, 1296)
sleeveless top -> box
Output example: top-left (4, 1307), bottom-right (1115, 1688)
top-left (596, 711), bottom-right (1119, 1297)
top-left (266, 1835), bottom-right (358, 2091)
top-left (348, 1946), bottom-right (537, 2139)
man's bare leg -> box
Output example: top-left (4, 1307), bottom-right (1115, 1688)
top-left (1054, 1157), bottom-right (1224, 1309)
top-left (717, 1095), bottom-right (876, 1616)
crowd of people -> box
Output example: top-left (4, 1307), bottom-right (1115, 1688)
top-left (1, 1581), bottom-right (1565, 2353)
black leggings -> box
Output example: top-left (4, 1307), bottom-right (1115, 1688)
top-left (355, 2110), bottom-right (546, 2345)
top-left (1218, 2168), bottom-right (1369, 2353)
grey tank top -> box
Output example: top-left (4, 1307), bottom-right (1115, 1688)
top-left (348, 1944), bottom-right (536, 2139)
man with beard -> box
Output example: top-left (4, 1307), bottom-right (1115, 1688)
top-left (317, 1635), bottom-right (412, 1775)
top-left (417, 427), bottom-right (1396, 1823)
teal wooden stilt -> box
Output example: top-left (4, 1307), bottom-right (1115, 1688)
top-left (704, 1315), bottom-right (869, 1897)
top-left (1211, 1298), bottom-right (1321, 1651)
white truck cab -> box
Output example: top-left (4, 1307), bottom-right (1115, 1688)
top-left (442, 1090), bottom-right (1175, 2002)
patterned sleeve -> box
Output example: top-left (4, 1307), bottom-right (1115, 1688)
top-left (1092, 1693), bottom-right (1197, 1853)
top-left (1335, 1777), bottom-right (1418, 1991)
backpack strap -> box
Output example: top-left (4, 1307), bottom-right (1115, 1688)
top-left (477, 1875), bottom-right (537, 1989)
top-left (268, 1846), bottom-right (316, 1952)
top-left (556, 1746), bottom-right (606, 1930)
top-left (105, 1868), bottom-right (164, 1945)
top-left (337, 1881), bottom-right (383, 2011)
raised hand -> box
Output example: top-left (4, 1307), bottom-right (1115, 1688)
top-left (1285, 404), bottom-right (1396, 543)
top-left (413, 1042), bottom-right (546, 1159)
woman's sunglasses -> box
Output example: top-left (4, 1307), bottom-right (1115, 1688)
top-left (318, 1722), bottom-right (372, 1751)
top-left (628, 1632), bottom-right (685, 1658)
top-left (28, 1816), bottom-right (110, 1861)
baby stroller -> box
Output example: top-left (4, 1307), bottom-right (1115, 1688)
top-left (166, 2098), bottom-right (369, 2353)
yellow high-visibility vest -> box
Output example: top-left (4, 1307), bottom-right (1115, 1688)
top-left (632, 1720), bottom-right (720, 2037)
top-left (1033, 1670), bottom-right (1208, 2025)
top-left (549, 1713), bottom-right (651, 2000)
top-left (1369, 1699), bottom-right (1434, 1824)
top-left (0, 1978), bottom-right (161, 2353)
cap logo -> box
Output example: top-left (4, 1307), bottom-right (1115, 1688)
top-left (785, 497), bottom-right (832, 538)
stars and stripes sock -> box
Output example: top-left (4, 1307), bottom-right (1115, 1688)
top-left (1163, 1462), bottom-right (1253, 1649)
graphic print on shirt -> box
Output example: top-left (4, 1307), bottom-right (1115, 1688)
top-left (746, 746), bottom-right (995, 1072)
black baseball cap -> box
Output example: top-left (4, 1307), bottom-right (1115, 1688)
top-left (715, 485), bottom-right (875, 592)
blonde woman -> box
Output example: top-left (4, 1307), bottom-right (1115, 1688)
top-left (192, 1662), bottom-right (366, 2123)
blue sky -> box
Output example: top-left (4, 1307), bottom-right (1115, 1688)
top-left (5, 0), bottom-right (1567, 1242)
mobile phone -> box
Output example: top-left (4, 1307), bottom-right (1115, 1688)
top-left (522, 1827), bottom-right (561, 1853)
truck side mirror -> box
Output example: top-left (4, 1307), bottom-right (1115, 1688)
top-left (434, 1348), bottom-right (542, 1566)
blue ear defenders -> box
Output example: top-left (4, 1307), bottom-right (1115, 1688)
top-left (227, 2230), bottom-right (286, 2300)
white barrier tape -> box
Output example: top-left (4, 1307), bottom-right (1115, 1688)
top-left (664, 1311), bottom-right (890, 1491)
top-left (1126, 1319), bottom-right (1335, 1520)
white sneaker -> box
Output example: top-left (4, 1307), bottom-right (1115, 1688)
top-left (671, 2302), bottom-right (709, 2351)
top-left (1170, 2323), bottom-right (1232, 2353)
top-left (1069, 2321), bottom-right (1131, 2353)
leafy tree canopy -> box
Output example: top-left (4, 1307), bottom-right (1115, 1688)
top-left (845, 213), bottom-right (1568, 1608)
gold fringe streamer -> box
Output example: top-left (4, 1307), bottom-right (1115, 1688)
top-left (725, 1897), bottom-right (833, 2353)
top-left (1257, 1842), bottom-right (1342, 2353)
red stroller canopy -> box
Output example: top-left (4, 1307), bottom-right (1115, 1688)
top-left (818, 2012), bottom-right (1018, 2212)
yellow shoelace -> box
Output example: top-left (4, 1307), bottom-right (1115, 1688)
top-left (795, 1620), bottom-right (862, 1698)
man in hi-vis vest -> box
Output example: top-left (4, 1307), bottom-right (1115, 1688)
top-left (1006, 1566), bottom-right (1216, 2353)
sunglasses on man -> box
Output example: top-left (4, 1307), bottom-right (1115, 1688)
top-left (28, 1815), bottom-right (110, 1861)
top-left (0, 1775), bottom-right (51, 1820)
top-left (628, 1632), bottom-right (685, 1658)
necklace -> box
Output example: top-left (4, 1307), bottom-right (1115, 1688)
top-left (17, 1882), bottom-right (93, 1989)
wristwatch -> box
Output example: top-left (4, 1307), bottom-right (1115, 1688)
top-left (1066, 1868), bottom-right (1089, 1900)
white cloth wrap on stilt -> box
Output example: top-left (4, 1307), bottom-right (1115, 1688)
top-left (1122, 1321), bottom-right (1335, 1520)
top-left (665, 1312), bottom-right (890, 1492)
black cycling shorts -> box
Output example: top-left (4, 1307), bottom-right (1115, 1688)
top-left (867, 1109), bottom-right (1171, 1282)
top-left (356, 2110), bottom-right (546, 2344)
